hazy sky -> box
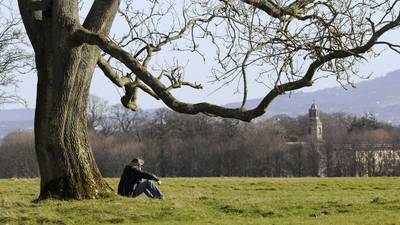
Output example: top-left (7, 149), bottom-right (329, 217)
top-left (3, 2), bottom-right (400, 110)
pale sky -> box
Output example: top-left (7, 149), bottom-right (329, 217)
top-left (2, 2), bottom-right (400, 110)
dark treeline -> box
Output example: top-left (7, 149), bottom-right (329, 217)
top-left (1, 96), bottom-right (400, 178)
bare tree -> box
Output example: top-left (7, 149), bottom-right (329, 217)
top-left (87, 95), bottom-right (109, 131)
top-left (111, 105), bottom-right (148, 140)
top-left (17, 0), bottom-right (400, 199)
top-left (0, 0), bottom-right (30, 105)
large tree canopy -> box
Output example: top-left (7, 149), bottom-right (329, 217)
top-left (17, 0), bottom-right (400, 199)
top-left (79, 0), bottom-right (400, 121)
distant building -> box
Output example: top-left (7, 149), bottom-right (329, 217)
top-left (307, 103), bottom-right (323, 141)
top-left (305, 103), bottom-right (326, 176)
top-left (328, 144), bottom-right (400, 177)
top-left (301, 103), bottom-right (400, 177)
top-left (284, 103), bottom-right (327, 177)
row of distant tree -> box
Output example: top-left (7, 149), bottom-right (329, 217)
top-left (1, 96), bottom-right (400, 178)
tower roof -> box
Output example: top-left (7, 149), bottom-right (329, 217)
top-left (310, 103), bottom-right (318, 110)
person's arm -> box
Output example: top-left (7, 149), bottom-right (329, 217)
top-left (136, 169), bottom-right (160, 181)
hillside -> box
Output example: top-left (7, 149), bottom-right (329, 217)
top-left (0, 108), bottom-right (34, 122)
top-left (0, 109), bottom-right (34, 139)
top-left (1, 69), bottom-right (400, 138)
top-left (227, 69), bottom-right (400, 124)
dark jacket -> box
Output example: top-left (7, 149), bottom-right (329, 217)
top-left (117, 165), bottom-right (160, 196)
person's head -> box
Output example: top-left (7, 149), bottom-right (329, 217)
top-left (130, 157), bottom-right (144, 170)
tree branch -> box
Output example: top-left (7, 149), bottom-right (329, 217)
top-left (134, 81), bottom-right (160, 100)
top-left (72, 0), bottom-right (400, 122)
top-left (17, 0), bottom-right (44, 52)
top-left (74, 27), bottom-right (255, 120)
top-left (97, 56), bottom-right (160, 110)
top-left (74, 12), bottom-right (400, 121)
top-left (97, 56), bottom-right (130, 87)
top-left (83, 0), bottom-right (120, 34)
top-left (228, 0), bottom-right (317, 19)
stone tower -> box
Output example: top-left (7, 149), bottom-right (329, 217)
top-left (307, 103), bottom-right (327, 177)
top-left (308, 103), bottom-right (323, 141)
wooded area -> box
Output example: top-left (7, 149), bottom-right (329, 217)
top-left (2, 99), bottom-right (399, 178)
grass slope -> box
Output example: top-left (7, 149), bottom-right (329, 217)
top-left (0, 178), bottom-right (400, 225)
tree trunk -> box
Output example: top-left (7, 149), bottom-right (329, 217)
top-left (34, 43), bottom-right (111, 200)
top-left (18, 0), bottom-right (120, 200)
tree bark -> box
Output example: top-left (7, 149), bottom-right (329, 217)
top-left (34, 43), bottom-right (111, 200)
top-left (18, 0), bottom-right (119, 200)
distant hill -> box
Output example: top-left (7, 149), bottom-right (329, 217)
top-left (0, 108), bottom-right (34, 139)
top-left (1, 69), bottom-right (400, 138)
top-left (0, 120), bottom-right (34, 139)
top-left (0, 108), bottom-right (34, 122)
top-left (226, 69), bottom-right (400, 124)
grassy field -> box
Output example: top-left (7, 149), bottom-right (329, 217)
top-left (0, 177), bottom-right (400, 225)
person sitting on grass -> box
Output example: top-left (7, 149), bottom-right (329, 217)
top-left (117, 157), bottom-right (163, 199)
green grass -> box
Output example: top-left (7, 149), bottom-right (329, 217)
top-left (1, 178), bottom-right (400, 225)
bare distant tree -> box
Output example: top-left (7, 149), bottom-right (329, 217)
top-left (0, 1), bottom-right (31, 105)
top-left (87, 95), bottom-right (109, 130)
top-left (17, 0), bottom-right (400, 199)
top-left (111, 105), bottom-right (148, 140)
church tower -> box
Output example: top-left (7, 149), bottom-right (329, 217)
top-left (307, 102), bottom-right (327, 177)
top-left (308, 103), bottom-right (323, 141)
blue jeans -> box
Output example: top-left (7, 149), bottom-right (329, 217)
top-left (132, 180), bottom-right (163, 199)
